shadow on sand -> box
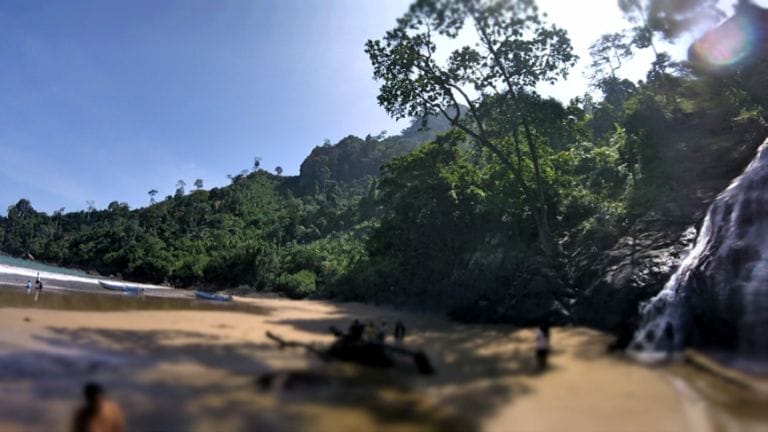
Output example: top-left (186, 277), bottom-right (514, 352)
top-left (263, 306), bottom-right (574, 429)
top-left (0, 303), bottom-right (593, 431)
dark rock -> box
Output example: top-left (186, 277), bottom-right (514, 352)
top-left (571, 216), bottom-right (696, 341)
top-left (633, 140), bottom-right (768, 356)
top-left (568, 77), bottom-right (765, 345)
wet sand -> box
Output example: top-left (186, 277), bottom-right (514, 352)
top-left (0, 287), bottom-right (766, 432)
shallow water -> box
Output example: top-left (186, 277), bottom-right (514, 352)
top-left (0, 284), bottom-right (267, 314)
top-left (667, 364), bottom-right (768, 432)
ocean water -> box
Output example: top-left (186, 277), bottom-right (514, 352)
top-left (0, 255), bottom-right (96, 279)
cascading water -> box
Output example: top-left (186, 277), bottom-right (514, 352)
top-left (631, 139), bottom-right (768, 362)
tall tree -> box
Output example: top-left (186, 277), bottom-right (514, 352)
top-left (194, 179), bottom-right (204, 190)
top-left (85, 200), bottom-right (96, 221)
top-left (175, 180), bottom-right (186, 196)
top-left (588, 32), bottom-right (634, 86)
top-left (366, 0), bottom-right (577, 255)
top-left (148, 189), bottom-right (158, 204)
top-left (253, 157), bottom-right (262, 171)
top-left (275, 166), bottom-right (283, 176)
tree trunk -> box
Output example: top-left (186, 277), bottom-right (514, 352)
top-left (521, 120), bottom-right (554, 258)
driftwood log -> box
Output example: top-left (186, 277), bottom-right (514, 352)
top-left (265, 330), bottom-right (435, 375)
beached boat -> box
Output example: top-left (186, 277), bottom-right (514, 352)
top-left (99, 280), bottom-right (144, 294)
top-left (193, 290), bottom-right (232, 302)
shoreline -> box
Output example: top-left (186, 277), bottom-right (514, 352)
top-left (3, 260), bottom-right (767, 383)
top-left (0, 262), bottom-right (174, 292)
top-left (4, 260), bottom-right (768, 380)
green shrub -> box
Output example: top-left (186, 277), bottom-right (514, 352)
top-left (275, 270), bottom-right (317, 299)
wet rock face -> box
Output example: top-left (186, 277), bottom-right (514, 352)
top-left (570, 218), bottom-right (697, 344)
top-left (569, 105), bottom-right (765, 347)
top-left (633, 140), bottom-right (768, 357)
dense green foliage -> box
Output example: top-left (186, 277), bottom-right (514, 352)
top-left (0, 116), bottom-right (447, 292)
top-left (2, 0), bottom-right (767, 324)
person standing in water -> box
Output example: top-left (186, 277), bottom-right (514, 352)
top-left (25, 280), bottom-right (33, 294)
top-left (535, 325), bottom-right (550, 371)
top-left (72, 382), bottom-right (125, 432)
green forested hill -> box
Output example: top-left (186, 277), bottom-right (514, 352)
top-left (3, 1), bottom-right (768, 327)
top-left (0, 115), bottom-right (451, 295)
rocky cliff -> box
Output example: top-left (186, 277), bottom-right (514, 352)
top-left (570, 117), bottom-right (765, 347)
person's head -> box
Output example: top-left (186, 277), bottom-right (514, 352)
top-left (83, 382), bottom-right (104, 405)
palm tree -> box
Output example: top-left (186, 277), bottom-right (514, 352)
top-left (253, 157), bottom-right (262, 171)
top-left (194, 179), bottom-right (204, 190)
top-left (275, 166), bottom-right (283, 176)
top-left (148, 189), bottom-right (159, 204)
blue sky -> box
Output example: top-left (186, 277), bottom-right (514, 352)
top-left (0, 0), bottom-right (740, 213)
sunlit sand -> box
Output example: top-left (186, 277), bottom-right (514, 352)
top-left (1, 285), bottom-right (764, 431)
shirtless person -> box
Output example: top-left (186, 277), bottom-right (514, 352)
top-left (72, 382), bottom-right (125, 432)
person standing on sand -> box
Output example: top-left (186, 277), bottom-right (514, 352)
top-left (348, 320), bottom-right (365, 342)
top-left (34, 277), bottom-right (44, 302)
top-left (663, 321), bottom-right (675, 358)
top-left (364, 321), bottom-right (378, 342)
top-left (394, 320), bottom-right (406, 343)
top-left (535, 325), bottom-right (550, 371)
top-left (377, 321), bottom-right (388, 343)
top-left (72, 382), bottom-right (125, 432)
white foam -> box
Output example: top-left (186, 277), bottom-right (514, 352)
top-left (0, 263), bottom-right (171, 290)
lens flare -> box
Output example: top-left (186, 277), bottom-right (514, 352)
top-left (692, 15), bottom-right (760, 68)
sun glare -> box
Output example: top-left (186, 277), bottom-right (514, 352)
top-left (692, 13), bottom-right (760, 68)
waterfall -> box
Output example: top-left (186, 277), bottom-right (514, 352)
top-left (631, 139), bottom-right (768, 361)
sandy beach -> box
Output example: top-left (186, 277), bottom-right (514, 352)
top-left (1, 281), bottom-right (765, 432)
